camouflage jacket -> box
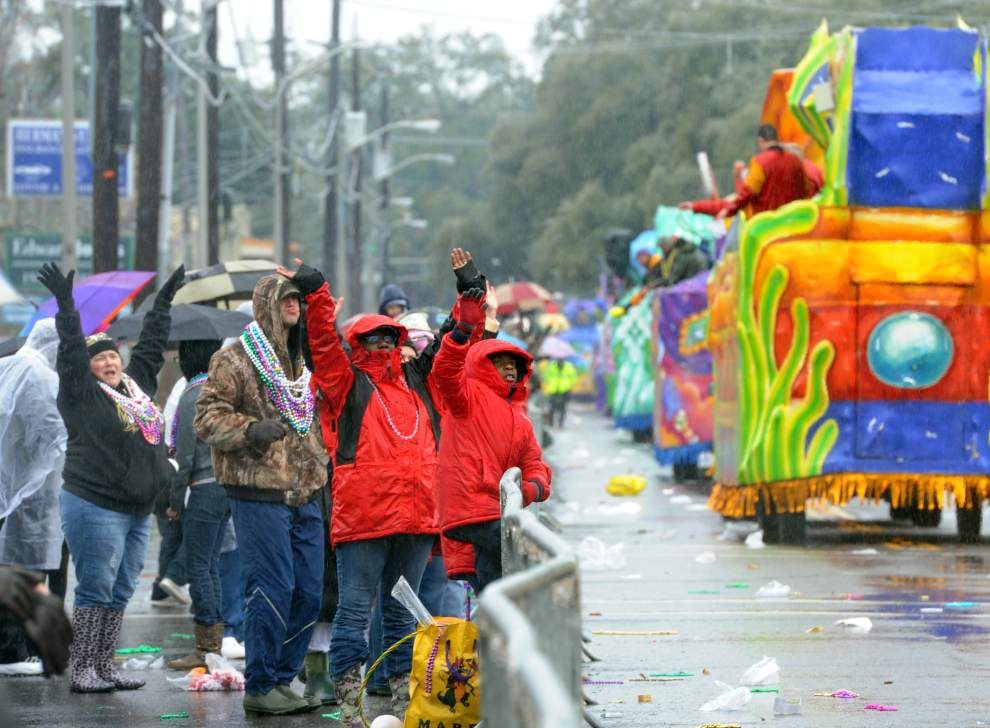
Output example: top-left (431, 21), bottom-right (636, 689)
top-left (194, 275), bottom-right (328, 506)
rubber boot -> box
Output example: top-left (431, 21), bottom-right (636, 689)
top-left (69, 607), bottom-right (115, 693)
top-left (167, 623), bottom-right (211, 671)
top-left (244, 687), bottom-right (308, 717)
top-left (302, 651), bottom-right (339, 705)
top-left (96, 608), bottom-right (145, 690)
top-left (389, 671), bottom-right (412, 719)
top-left (335, 665), bottom-right (366, 728)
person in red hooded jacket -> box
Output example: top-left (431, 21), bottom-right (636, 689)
top-left (432, 288), bottom-right (552, 591)
top-left (277, 260), bottom-right (441, 727)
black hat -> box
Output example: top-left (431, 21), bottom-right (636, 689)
top-left (85, 332), bottom-right (119, 358)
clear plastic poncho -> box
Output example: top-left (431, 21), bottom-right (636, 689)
top-left (0, 318), bottom-right (68, 570)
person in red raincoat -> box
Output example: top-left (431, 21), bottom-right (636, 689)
top-left (431, 289), bottom-right (552, 591)
top-left (277, 261), bottom-right (440, 728)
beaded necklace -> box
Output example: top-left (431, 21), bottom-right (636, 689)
top-left (240, 321), bottom-right (314, 435)
top-left (99, 374), bottom-right (165, 445)
top-left (368, 376), bottom-right (420, 441)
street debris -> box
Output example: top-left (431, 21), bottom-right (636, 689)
top-left (725, 582), bottom-right (749, 589)
top-left (159, 713), bottom-right (190, 720)
top-left (835, 617), bottom-right (873, 634)
top-left (755, 580), bottom-right (791, 598)
top-left (116, 644), bottom-right (161, 655)
top-left (695, 551), bottom-right (717, 564)
top-left (638, 694), bottom-right (653, 703)
top-left (773, 697), bottom-right (802, 716)
top-left (700, 682), bottom-right (752, 711)
top-left (851, 548), bottom-right (878, 555)
top-left (864, 704), bottom-right (898, 711)
top-left (670, 494), bottom-right (693, 504)
top-left (830, 690), bottom-right (859, 699)
top-left (650, 672), bottom-right (694, 677)
top-left (578, 536), bottom-right (627, 570)
top-left (592, 630), bottom-right (679, 636)
top-left (945, 601), bottom-right (978, 609)
top-left (806, 626), bottom-right (825, 633)
top-left (739, 656), bottom-right (779, 686)
top-left (745, 530), bottom-right (765, 549)
top-left (606, 474), bottom-right (647, 496)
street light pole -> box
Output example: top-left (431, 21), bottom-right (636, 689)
top-left (61, 2), bottom-right (76, 272)
top-left (272, 0), bottom-right (289, 264)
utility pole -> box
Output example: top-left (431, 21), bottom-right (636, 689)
top-left (374, 81), bottom-right (389, 312)
top-left (135, 0), bottom-right (163, 286)
top-left (348, 42), bottom-right (362, 304)
top-left (92, 3), bottom-right (121, 273)
top-left (272, 0), bottom-right (289, 263)
top-left (323, 0), bottom-right (341, 280)
top-left (60, 2), bottom-right (76, 272)
top-left (206, 3), bottom-right (220, 265)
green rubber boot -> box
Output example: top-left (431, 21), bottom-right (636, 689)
top-left (244, 687), bottom-right (308, 716)
top-left (302, 651), bottom-right (339, 705)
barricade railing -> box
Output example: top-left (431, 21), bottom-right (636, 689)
top-left (476, 467), bottom-right (584, 727)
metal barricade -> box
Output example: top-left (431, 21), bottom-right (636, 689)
top-left (476, 467), bottom-right (584, 727)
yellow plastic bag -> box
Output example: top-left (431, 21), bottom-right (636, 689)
top-left (606, 474), bottom-right (647, 496)
top-left (404, 617), bottom-right (481, 728)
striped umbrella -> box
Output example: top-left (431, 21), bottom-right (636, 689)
top-left (172, 260), bottom-right (278, 305)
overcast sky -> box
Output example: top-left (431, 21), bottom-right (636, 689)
top-left (210, 0), bottom-right (560, 80)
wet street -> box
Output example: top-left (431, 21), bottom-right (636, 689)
top-left (4, 402), bottom-right (990, 727)
top-left (554, 403), bottom-right (990, 727)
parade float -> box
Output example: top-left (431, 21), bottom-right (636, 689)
top-left (707, 22), bottom-right (990, 543)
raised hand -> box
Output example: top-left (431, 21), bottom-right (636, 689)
top-left (36, 262), bottom-right (75, 307)
top-left (276, 258), bottom-right (327, 297)
top-left (456, 287), bottom-right (487, 328)
top-left (485, 281), bottom-right (499, 320)
top-left (155, 264), bottom-right (186, 307)
top-left (452, 248), bottom-right (482, 293)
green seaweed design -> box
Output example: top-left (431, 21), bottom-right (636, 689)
top-left (735, 201), bottom-right (839, 485)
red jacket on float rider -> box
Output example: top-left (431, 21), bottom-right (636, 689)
top-left (305, 283), bottom-right (441, 546)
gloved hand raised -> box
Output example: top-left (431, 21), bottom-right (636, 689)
top-left (155, 264), bottom-right (186, 308)
top-left (36, 262), bottom-right (75, 309)
top-left (276, 258), bottom-right (328, 298)
top-left (456, 288), bottom-right (487, 328)
top-left (247, 419), bottom-right (288, 448)
top-left (451, 247), bottom-right (483, 293)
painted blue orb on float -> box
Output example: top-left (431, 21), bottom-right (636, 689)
top-left (867, 311), bottom-right (953, 389)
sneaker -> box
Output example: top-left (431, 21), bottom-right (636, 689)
top-left (158, 577), bottom-right (191, 605)
top-left (0, 656), bottom-right (44, 676)
top-left (221, 636), bottom-right (245, 660)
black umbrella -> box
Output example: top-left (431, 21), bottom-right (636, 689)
top-left (107, 304), bottom-right (252, 342)
top-left (0, 336), bottom-right (25, 358)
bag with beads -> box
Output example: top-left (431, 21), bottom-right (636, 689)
top-left (403, 617), bottom-right (481, 728)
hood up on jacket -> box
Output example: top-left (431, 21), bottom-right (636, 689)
top-left (465, 338), bottom-right (533, 401)
top-left (346, 314), bottom-right (408, 381)
top-left (251, 274), bottom-right (304, 377)
top-left (378, 283), bottom-right (409, 315)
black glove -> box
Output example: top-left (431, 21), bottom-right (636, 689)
top-left (155, 264), bottom-right (186, 308)
top-left (36, 262), bottom-right (75, 309)
top-left (454, 258), bottom-right (483, 293)
top-left (23, 590), bottom-right (72, 676)
top-left (0, 566), bottom-right (44, 622)
top-left (247, 419), bottom-right (288, 447)
top-left (293, 262), bottom-right (326, 297)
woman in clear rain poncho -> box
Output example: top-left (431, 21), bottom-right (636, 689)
top-left (0, 318), bottom-right (67, 575)
top-left (0, 318), bottom-right (68, 675)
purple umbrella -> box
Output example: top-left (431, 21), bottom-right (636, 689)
top-left (21, 270), bottom-right (156, 337)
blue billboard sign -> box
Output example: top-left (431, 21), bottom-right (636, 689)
top-left (6, 119), bottom-right (132, 198)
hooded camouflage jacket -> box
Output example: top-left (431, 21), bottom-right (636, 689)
top-left (194, 274), bottom-right (328, 506)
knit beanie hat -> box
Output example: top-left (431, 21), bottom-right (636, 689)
top-left (85, 332), bottom-right (119, 358)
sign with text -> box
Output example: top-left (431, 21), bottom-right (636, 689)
top-left (6, 119), bottom-right (132, 198)
top-left (3, 232), bottom-right (135, 293)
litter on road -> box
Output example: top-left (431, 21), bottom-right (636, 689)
top-left (592, 630), bottom-right (679, 636)
top-left (700, 683), bottom-right (752, 712)
top-left (695, 551), bottom-right (717, 564)
top-left (739, 656), bottom-right (779, 686)
top-left (865, 704), bottom-right (899, 711)
top-left (755, 580), bottom-right (791, 598)
top-left (835, 617), bottom-right (873, 634)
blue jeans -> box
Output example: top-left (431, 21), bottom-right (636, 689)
top-left (184, 483), bottom-right (230, 625)
top-left (220, 546), bottom-right (245, 641)
top-left (230, 497), bottom-right (324, 696)
top-left (331, 534), bottom-right (433, 680)
top-left (60, 489), bottom-right (152, 611)
top-left (155, 507), bottom-right (187, 588)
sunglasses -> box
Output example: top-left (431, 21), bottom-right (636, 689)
top-left (362, 332), bottom-right (398, 345)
